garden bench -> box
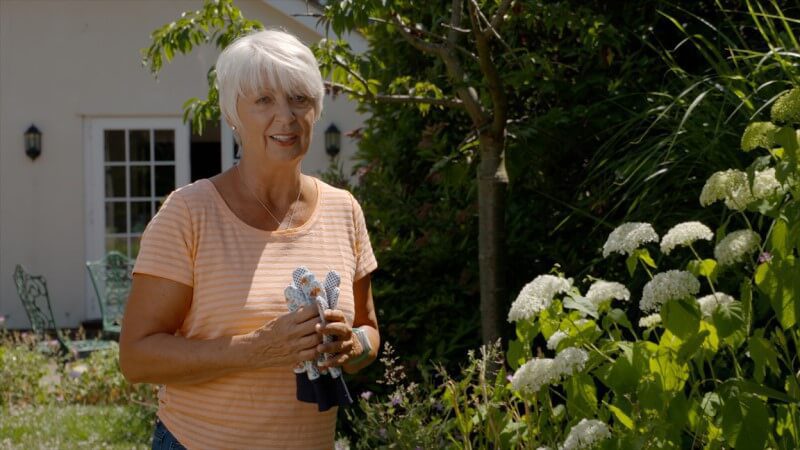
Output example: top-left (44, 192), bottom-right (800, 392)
top-left (13, 264), bottom-right (114, 358)
top-left (85, 251), bottom-right (134, 339)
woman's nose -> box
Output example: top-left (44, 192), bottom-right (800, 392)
top-left (274, 98), bottom-right (295, 123)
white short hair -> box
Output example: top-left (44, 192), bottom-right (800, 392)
top-left (215, 29), bottom-right (325, 130)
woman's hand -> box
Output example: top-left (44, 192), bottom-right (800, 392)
top-left (316, 309), bottom-right (359, 369)
top-left (247, 305), bottom-right (323, 368)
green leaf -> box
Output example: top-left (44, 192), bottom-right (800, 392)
top-left (748, 334), bottom-right (780, 383)
top-left (677, 330), bottom-right (708, 363)
top-left (712, 301), bottom-right (745, 348)
top-left (608, 404), bottom-right (634, 430)
top-left (661, 298), bottom-right (701, 340)
top-left (769, 219), bottom-right (791, 258)
top-left (636, 248), bottom-right (657, 268)
top-left (626, 254), bottom-right (637, 277)
top-left (755, 256), bottom-right (800, 329)
top-left (506, 339), bottom-right (525, 370)
top-left (565, 373), bottom-right (597, 417)
top-left (563, 296), bottom-right (598, 318)
top-left (735, 395), bottom-right (770, 450)
top-left (603, 308), bottom-right (634, 332)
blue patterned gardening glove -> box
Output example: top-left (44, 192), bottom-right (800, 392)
top-left (284, 266), bottom-right (353, 411)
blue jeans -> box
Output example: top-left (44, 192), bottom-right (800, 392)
top-left (151, 419), bottom-right (187, 450)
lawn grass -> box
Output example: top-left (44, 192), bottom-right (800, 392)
top-left (0, 403), bottom-right (154, 449)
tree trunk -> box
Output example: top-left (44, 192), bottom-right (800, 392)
top-left (477, 133), bottom-right (508, 345)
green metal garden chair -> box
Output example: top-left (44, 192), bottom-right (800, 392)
top-left (13, 264), bottom-right (114, 358)
top-left (85, 251), bottom-right (134, 339)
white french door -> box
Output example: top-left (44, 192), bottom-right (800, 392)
top-left (84, 118), bottom-right (189, 317)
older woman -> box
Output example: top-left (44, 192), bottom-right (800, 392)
top-left (119, 29), bottom-right (379, 449)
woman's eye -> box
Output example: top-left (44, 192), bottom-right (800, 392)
top-left (256, 96), bottom-right (272, 104)
top-left (292, 95), bottom-right (309, 104)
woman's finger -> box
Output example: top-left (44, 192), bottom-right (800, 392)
top-left (320, 322), bottom-right (351, 338)
top-left (323, 309), bottom-right (346, 323)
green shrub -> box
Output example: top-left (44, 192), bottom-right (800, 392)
top-left (0, 335), bottom-right (51, 406)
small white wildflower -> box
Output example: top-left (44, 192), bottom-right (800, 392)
top-left (334, 438), bottom-right (351, 450)
top-left (508, 275), bottom-right (573, 322)
top-left (660, 221), bottom-right (714, 254)
top-left (585, 280), bottom-right (630, 306)
top-left (547, 331), bottom-right (569, 350)
top-left (552, 404), bottom-right (566, 418)
top-left (700, 169), bottom-right (752, 210)
top-left (640, 270), bottom-right (700, 313)
top-left (559, 418), bottom-right (612, 450)
top-left (537, 447), bottom-right (553, 450)
top-left (714, 230), bottom-right (761, 267)
top-left (752, 168), bottom-right (784, 200)
top-left (697, 292), bottom-right (736, 318)
top-left (638, 313), bottom-right (662, 328)
top-left (602, 222), bottom-right (659, 257)
top-left (511, 347), bottom-right (588, 394)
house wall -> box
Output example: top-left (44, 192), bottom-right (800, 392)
top-left (0, 0), bottom-right (368, 328)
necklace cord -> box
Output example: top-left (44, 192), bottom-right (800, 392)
top-left (235, 164), bottom-right (302, 229)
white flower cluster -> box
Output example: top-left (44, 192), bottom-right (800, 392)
top-left (585, 280), bottom-right (630, 306)
top-left (559, 419), bottom-right (611, 450)
top-left (508, 275), bottom-right (573, 322)
top-left (511, 347), bottom-right (589, 394)
top-left (700, 168), bottom-right (785, 211)
top-left (638, 313), bottom-right (662, 328)
top-left (640, 270), bottom-right (700, 313)
top-left (714, 230), bottom-right (761, 267)
top-left (697, 292), bottom-right (736, 317)
top-left (660, 221), bottom-right (714, 254)
top-left (602, 222), bottom-right (659, 257)
top-left (547, 330), bottom-right (569, 350)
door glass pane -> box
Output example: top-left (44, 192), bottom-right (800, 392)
top-left (105, 202), bottom-right (127, 234)
top-left (155, 129), bottom-right (175, 161)
top-left (130, 201), bottom-right (151, 233)
top-left (105, 130), bottom-right (125, 162)
top-left (155, 165), bottom-right (175, 197)
top-left (104, 166), bottom-right (126, 198)
top-left (106, 236), bottom-right (128, 256)
top-left (129, 130), bottom-right (150, 162)
top-left (130, 166), bottom-right (151, 197)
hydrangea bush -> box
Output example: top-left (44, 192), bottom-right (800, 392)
top-left (499, 88), bottom-right (800, 449)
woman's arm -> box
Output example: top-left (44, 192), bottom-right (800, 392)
top-left (317, 273), bottom-right (380, 374)
top-left (119, 273), bottom-right (322, 385)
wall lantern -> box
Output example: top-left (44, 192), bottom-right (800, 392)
top-left (324, 123), bottom-right (341, 158)
top-left (24, 124), bottom-right (42, 160)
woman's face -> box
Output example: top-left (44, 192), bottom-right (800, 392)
top-left (235, 86), bottom-right (316, 164)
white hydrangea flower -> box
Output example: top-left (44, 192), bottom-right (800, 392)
top-left (559, 419), bottom-right (611, 450)
top-left (700, 169), bottom-right (752, 210)
top-left (714, 230), bottom-right (761, 267)
top-left (585, 280), bottom-right (630, 306)
top-left (508, 275), bottom-right (573, 322)
top-left (640, 270), bottom-right (700, 313)
top-left (554, 347), bottom-right (589, 375)
top-left (638, 313), bottom-right (662, 328)
top-left (602, 222), bottom-right (660, 257)
top-left (752, 168), bottom-right (784, 199)
top-left (547, 330), bottom-right (569, 350)
top-left (697, 292), bottom-right (736, 317)
top-left (660, 221), bottom-right (714, 254)
top-left (511, 347), bottom-right (589, 394)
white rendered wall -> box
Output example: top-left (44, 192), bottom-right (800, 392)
top-left (0, 0), bottom-right (368, 328)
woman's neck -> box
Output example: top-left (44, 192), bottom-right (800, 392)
top-left (235, 158), bottom-right (304, 212)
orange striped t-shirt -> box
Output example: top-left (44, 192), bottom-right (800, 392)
top-left (132, 177), bottom-right (377, 449)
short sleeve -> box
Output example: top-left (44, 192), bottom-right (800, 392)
top-left (350, 194), bottom-right (378, 281)
top-left (133, 190), bottom-right (195, 287)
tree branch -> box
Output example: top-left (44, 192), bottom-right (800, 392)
top-left (468, 0), bottom-right (507, 137)
top-left (488, 0), bottom-right (515, 35)
top-left (325, 81), bottom-right (464, 109)
top-left (390, 14), bottom-right (446, 57)
top-left (447, 0), bottom-right (463, 45)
